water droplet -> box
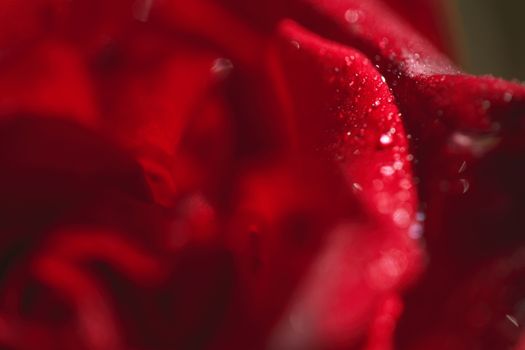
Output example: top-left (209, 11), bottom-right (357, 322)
top-left (451, 133), bottom-right (472, 148)
top-left (352, 183), bottom-right (363, 192)
top-left (290, 40), bottom-right (301, 50)
top-left (379, 133), bottom-right (393, 146)
top-left (393, 161), bottom-right (403, 170)
top-left (458, 161), bottom-right (467, 173)
top-left (344, 9), bottom-right (360, 24)
top-left (450, 132), bottom-right (501, 157)
top-left (460, 179), bottom-right (470, 194)
top-left (408, 222), bottom-right (423, 239)
top-left (400, 179), bottom-right (412, 190)
top-left (380, 165), bottom-right (395, 176)
top-left (506, 314), bottom-right (519, 328)
top-left (503, 91), bottom-right (513, 102)
top-left (393, 208), bottom-right (410, 227)
top-left (406, 154), bottom-right (414, 161)
top-left (211, 58), bottom-right (234, 77)
top-left (372, 98), bottom-right (382, 108)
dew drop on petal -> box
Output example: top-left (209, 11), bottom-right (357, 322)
top-left (393, 161), bottom-right (403, 170)
top-left (458, 160), bottom-right (467, 173)
top-left (211, 58), bottom-right (234, 77)
top-left (290, 40), bottom-right (301, 50)
top-left (408, 222), bottom-right (423, 239)
top-left (416, 211), bottom-right (426, 222)
top-left (503, 91), bottom-right (513, 103)
top-left (380, 165), bottom-right (395, 176)
top-left (400, 178), bottom-right (412, 190)
top-left (352, 182), bottom-right (363, 192)
top-left (451, 132), bottom-right (473, 148)
top-left (506, 314), bottom-right (519, 328)
top-left (450, 131), bottom-right (500, 157)
top-left (460, 178), bottom-right (470, 194)
top-left (393, 208), bottom-right (410, 228)
top-left (379, 133), bottom-right (393, 146)
top-left (344, 9), bottom-right (360, 24)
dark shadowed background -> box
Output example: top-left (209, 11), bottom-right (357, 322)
top-left (455, 0), bottom-right (525, 80)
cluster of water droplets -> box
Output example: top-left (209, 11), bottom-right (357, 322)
top-left (324, 56), bottom-right (421, 239)
top-left (326, 53), bottom-right (366, 162)
top-left (375, 146), bottom-right (418, 232)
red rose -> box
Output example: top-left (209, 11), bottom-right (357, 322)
top-left (0, 0), bottom-right (524, 349)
